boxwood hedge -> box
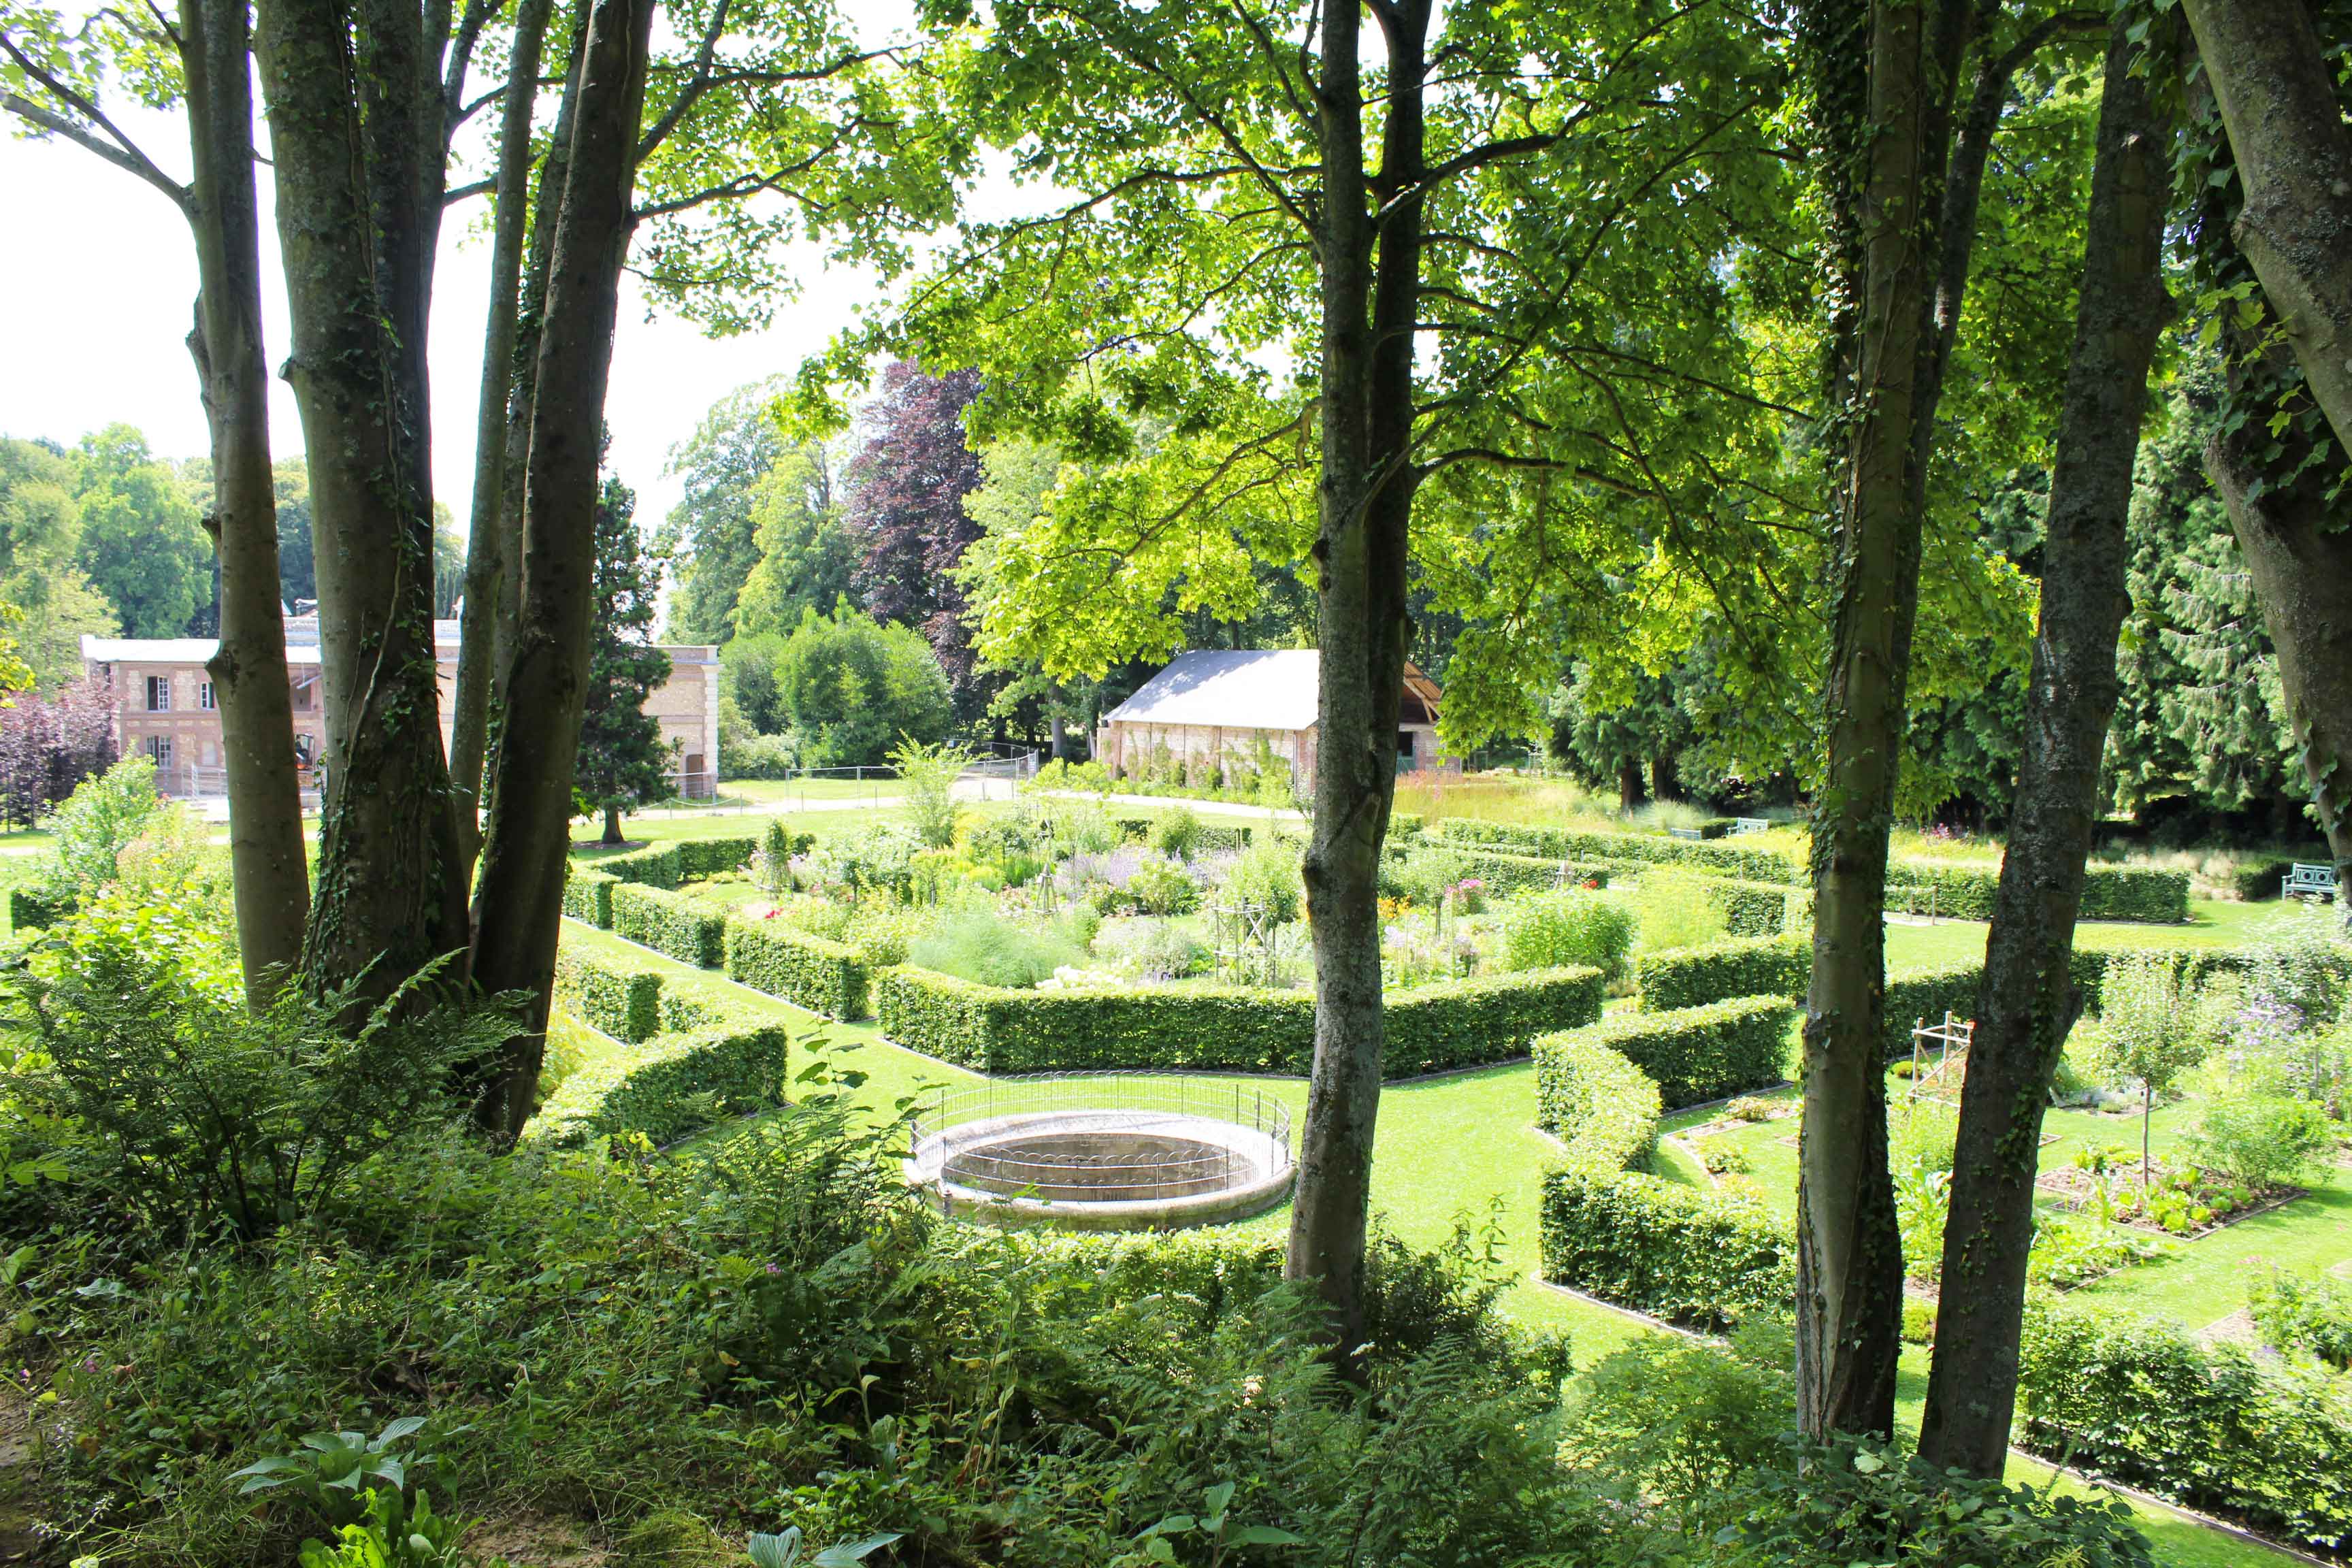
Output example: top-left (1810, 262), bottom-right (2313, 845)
top-left (554, 949), bottom-right (667, 1043)
top-left (1539, 1164), bottom-right (1793, 1331)
top-left (1437, 817), bottom-right (1803, 884)
top-left (1530, 1031), bottom-right (1659, 1164)
top-left (676, 836), bottom-right (757, 878)
top-left (523, 1022), bottom-right (789, 1151)
top-left (871, 964), bottom-right (1604, 1077)
top-left (1885, 860), bottom-right (2188, 924)
top-left (1637, 934), bottom-right (1810, 1013)
top-left (612, 883), bottom-right (726, 968)
top-left (1704, 877), bottom-right (1809, 937)
top-left (1546, 996), bottom-right (1795, 1110)
top-left (595, 844), bottom-right (682, 888)
top-left (2018, 1298), bottom-right (2352, 1552)
top-left (725, 915), bottom-right (873, 1021)
top-left (1442, 846), bottom-right (1614, 896)
top-left (562, 866), bottom-right (619, 928)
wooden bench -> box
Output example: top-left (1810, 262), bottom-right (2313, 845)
top-left (1669, 827), bottom-right (1704, 841)
top-left (2283, 862), bottom-right (2339, 901)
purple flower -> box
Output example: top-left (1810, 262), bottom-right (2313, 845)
top-left (764, 1261), bottom-right (782, 1275)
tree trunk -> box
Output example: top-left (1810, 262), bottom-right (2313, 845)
top-left (470, 0), bottom-right (657, 1138)
top-left (256, 0), bottom-right (472, 1000)
top-left (2204, 372), bottom-right (2352, 910)
top-left (1284, 0), bottom-right (1426, 1354)
top-left (256, 0), bottom-right (472, 1001)
top-left (1919, 19), bottom-right (2174, 1475)
top-left (181, 0), bottom-right (310, 1002)
top-left (2179, 0), bottom-right (2352, 457)
top-left (448, 0), bottom-right (555, 878)
top-left (1618, 758), bottom-right (1647, 813)
top-left (602, 802), bottom-right (623, 844)
top-left (1796, 0), bottom-right (1977, 1442)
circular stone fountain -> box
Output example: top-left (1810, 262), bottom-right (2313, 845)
top-left (907, 1080), bottom-right (1294, 1230)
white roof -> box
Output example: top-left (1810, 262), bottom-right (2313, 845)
top-left (1103, 649), bottom-right (1322, 732)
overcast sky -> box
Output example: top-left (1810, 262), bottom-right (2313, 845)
top-left (0, 67), bottom-right (899, 538)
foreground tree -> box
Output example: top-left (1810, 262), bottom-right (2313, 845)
top-left (574, 476), bottom-right (674, 844)
top-left (1919, 16), bottom-right (2177, 1476)
top-left (2, 0), bottom-right (312, 998)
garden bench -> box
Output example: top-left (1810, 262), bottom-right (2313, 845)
top-left (1669, 827), bottom-right (1704, 841)
top-left (2283, 862), bottom-right (2339, 901)
top-left (1733, 817), bottom-right (1771, 835)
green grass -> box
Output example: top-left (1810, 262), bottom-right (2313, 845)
top-left (563, 911), bottom-right (2325, 1567)
top-left (1882, 900), bottom-right (2291, 970)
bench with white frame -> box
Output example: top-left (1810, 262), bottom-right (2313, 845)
top-left (2283, 862), bottom-right (2339, 901)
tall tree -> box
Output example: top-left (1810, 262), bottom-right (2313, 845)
top-left (69, 427), bottom-right (213, 636)
top-left (658, 378), bottom-right (791, 644)
top-left (845, 361), bottom-right (994, 725)
top-left (1, 0), bottom-right (312, 996)
top-left (448, 0), bottom-right (557, 872)
top-left (574, 476), bottom-right (673, 843)
top-left (469, 0), bottom-right (658, 1137)
top-left (1920, 16), bottom-right (2176, 1476)
top-left (253, 0), bottom-right (474, 998)
top-left (732, 440), bottom-right (853, 638)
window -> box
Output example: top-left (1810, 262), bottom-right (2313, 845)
top-left (293, 733), bottom-right (317, 766)
top-left (291, 676), bottom-right (314, 711)
top-left (199, 681), bottom-right (215, 710)
top-left (145, 675), bottom-right (172, 712)
top-left (144, 735), bottom-right (173, 770)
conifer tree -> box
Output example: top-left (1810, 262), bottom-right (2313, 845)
top-left (574, 478), bottom-right (674, 845)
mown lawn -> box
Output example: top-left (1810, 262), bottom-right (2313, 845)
top-left (563, 913), bottom-right (2326, 1567)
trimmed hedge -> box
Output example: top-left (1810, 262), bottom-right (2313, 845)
top-left (594, 843), bottom-right (683, 888)
top-left (872, 963), bottom-right (1604, 1077)
top-left (1539, 1164), bottom-right (1793, 1331)
top-left (1637, 934), bottom-right (1810, 1012)
top-left (1705, 877), bottom-right (1808, 936)
top-left (555, 949), bottom-right (666, 1043)
top-left (612, 883), bottom-right (726, 968)
top-left (1446, 846), bottom-right (1614, 896)
top-left (7, 885), bottom-right (71, 932)
top-left (1531, 1031), bottom-right (1660, 1164)
top-left (676, 836), bottom-right (757, 878)
top-left (2018, 1298), bottom-right (2352, 1552)
top-left (563, 866), bottom-right (618, 929)
top-left (524, 1022), bottom-right (789, 1150)
top-left (725, 915), bottom-right (872, 1021)
top-left (1885, 860), bottom-right (2188, 924)
top-left (1112, 815), bottom-right (1254, 853)
top-left (1548, 996), bottom-right (1795, 1110)
top-left (1437, 817), bottom-right (1804, 884)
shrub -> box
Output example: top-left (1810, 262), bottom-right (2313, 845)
top-left (12, 901), bottom-right (508, 1241)
top-left (674, 837), bottom-right (756, 879)
top-left (2078, 864), bottom-right (2192, 922)
top-left (596, 843), bottom-right (682, 889)
top-left (907, 904), bottom-right (1092, 989)
top-left (1560, 1333), bottom-right (1791, 1537)
top-left (524, 1024), bottom-right (789, 1149)
top-left (1435, 817), bottom-right (1802, 883)
top-left (1531, 1031), bottom-right (1660, 1164)
top-left (44, 755), bottom-right (167, 900)
top-left (611, 883), bottom-right (726, 968)
top-left (724, 915), bottom-right (872, 1020)
top-left (1544, 996), bottom-right (1794, 1110)
top-left (1426, 845), bottom-right (1614, 897)
top-left (893, 738), bottom-right (966, 849)
top-left (1502, 889), bottom-right (1637, 979)
top-left (1148, 804), bottom-right (1205, 860)
top-left (1539, 1163), bottom-right (1793, 1330)
top-left (562, 866), bottom-right (618, 928)
top-left (872, 962), bottom-right (1601, 1076)
top-left (1633, 867), bottom-right (1731, 952)
top-left (1122, 855), bottom-right (1200, 917)
top-left (554, 949), bottom-right (667, 1042)
top-left (1637, 934), bottom-right (1809, 1012)
top-left (2183, 1093), bottom-right (2335, 1190)
top-left (8, 885), bottom-right (72, 933)
top-left (1222, 835), bottom-right (1303, 922)
top-left (2018, 1298), bottom-right (2352, 1552)
top-left (1704, 877), bottom-right (1808, 937)
top-left (2247, 1269), bottom-right (2352, 1370)
top-left (1716, 1434), bottom-right (2155, 1568)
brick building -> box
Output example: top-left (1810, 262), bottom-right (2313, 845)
top-left (82, 617), bottom-right (721, 801)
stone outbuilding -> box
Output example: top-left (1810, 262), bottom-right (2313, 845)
top-left (1094, 649), bottom-right (1450, 794)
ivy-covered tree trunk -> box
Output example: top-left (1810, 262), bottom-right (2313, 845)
top-left (1918, 18), bottom-right (2175, 1477)
top-left (2206, 389), bottom-right (2352, 908)
top-left (1796, 0), bottom-right (1976, 1442)
top-left (449, 0), bottom-right (555, 875)
top-left (255, 0), bottom-right (470, 999)
top-left (181, 0), bottom-right (310, 1000)
top-left (470, 0), bottom-right (657, 1138)
top-left (2180, 0), bottom-right (2352, 456)
top-left (1285, 0), bottom-right (1424, 1353)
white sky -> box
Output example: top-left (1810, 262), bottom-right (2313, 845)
top-left (0, 62), bottom-right (899, 536)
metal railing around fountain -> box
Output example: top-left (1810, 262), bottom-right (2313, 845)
top-left (909, 1072), bottom-right (1294, 1198)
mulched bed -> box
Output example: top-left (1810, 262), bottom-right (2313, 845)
top-left (2031, 1164), bottom-right (2308, 1239)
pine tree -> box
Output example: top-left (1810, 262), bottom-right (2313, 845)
top-left (574, 477), bottom-right (675, 845)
